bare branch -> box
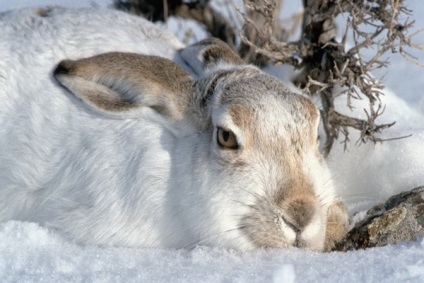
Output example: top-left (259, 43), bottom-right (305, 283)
top-left (114, 0), bottom-right (422, 155)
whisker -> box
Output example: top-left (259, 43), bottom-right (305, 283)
top-left (224, 225), bottom-right (247, 234)
top-left (238, 187), bottom-right (264, 203)
top-left (342, 196), bottom-right (377, 202)
top-left (230, 198), bottom-right (253, 208)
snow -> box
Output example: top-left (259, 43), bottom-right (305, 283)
top-left (328, 87), bottom-right (424, 214)
top-left (1, 221), bottom-right (423, 282)
top-left (0, 1), bottom-right (424, 282)
top-left (0, 0), bottom-right (112, 11)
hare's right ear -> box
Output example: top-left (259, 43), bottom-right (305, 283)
top-left (53, 52), bottom-right (194, 122)
top-left (179, 38), bottom-right (244, 76)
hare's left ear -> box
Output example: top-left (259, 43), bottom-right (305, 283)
top-left (179, 38), bottom-right (244, 76)
top-left (53, 52), bottom-right (194, 122)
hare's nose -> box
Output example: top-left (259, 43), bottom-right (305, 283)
top-left (280, 198), bottom-right (316, 249)
top-left (281, 197), bottom-right (317, 233)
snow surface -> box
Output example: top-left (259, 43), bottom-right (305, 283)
top-left (0, 1), bottom-right (424, 282)
top-left (1, 221), bottom-right (424, 283)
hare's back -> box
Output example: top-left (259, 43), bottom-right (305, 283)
top-left (0, 7), bottom-right (184, 104)
top-left (0, 6), bottom-right (185, 142)
top-left (0, 7), bottom-right (180, 221)
top-left (0, 7), bottom-right (183, 59)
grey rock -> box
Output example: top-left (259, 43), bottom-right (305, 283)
top-left (334, 186), bottom-right (424, 251)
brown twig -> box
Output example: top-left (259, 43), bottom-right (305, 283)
top-left (113, 0), bottom-right (421, 155)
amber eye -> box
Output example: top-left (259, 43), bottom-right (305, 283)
top-left (217, 127), bottom-right (238, 149)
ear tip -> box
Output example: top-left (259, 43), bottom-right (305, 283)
top-left (53, 59), bottom-right (75, 76)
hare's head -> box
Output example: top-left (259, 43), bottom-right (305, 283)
top-left (54, 38), bottom-right (345, 251)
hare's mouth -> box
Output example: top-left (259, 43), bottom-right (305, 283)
top-left (238, 199), bottom-right (325, 251)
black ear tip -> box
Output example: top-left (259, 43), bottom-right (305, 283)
top-left (53, 59), bottom-right (74, 76)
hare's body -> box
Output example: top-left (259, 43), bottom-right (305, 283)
top-left (0, 7), bottom-right (348, 250)
top-left (0, 7), bottom-right (185, 247)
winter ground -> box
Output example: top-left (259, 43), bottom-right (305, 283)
top-left (1, 1), bottom-right (424, 282)
top-left (1, 221), bottom-right (424, 282)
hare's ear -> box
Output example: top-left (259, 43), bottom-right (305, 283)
top-left (53, 52), bottom-right (193, 121)
top-left (179, 38), bottom-right (244, 76)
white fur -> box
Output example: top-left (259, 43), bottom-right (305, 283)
top-left (0, 7), bottom-right (185, 247)
top-left (0, 7), bottom-right (343, 250)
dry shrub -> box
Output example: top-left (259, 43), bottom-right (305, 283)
top-left (114, 0), bottom-right (422, 155)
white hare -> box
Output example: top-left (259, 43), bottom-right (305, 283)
top-left (0, 7), bottom-right (348, 251)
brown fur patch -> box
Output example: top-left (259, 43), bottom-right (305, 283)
top-left (36, 7), bottom-right (54, 17)
top-left (324, 201), bottom-right (349, 251)
top-left (280, 192), bottom-right (317, 230)
top-left (229, 104), bottom-right (254, 151)
top-left (194, 38), bottom-right (244, 66)
top-left (298, 96), bottom-right (320, 145)
top-left (83, 89), bottom-right (134, 112)
top-left (202, 46), bottom-right (244, 66)
top-left (55, 52), bottom-right (193, 121)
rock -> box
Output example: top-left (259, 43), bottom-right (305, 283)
top-left (334, 186), bottom-right (424, 251)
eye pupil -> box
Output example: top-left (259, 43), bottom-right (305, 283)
top-left (222, 131), bottom-right (230, 141)
top-left (217, 127), bottom-right (238, 150)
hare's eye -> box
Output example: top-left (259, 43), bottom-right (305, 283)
top-left (217, 127), bottom-right (238, 149)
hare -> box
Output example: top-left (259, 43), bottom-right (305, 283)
top-left (0, 7), bottom-right (348, 251)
